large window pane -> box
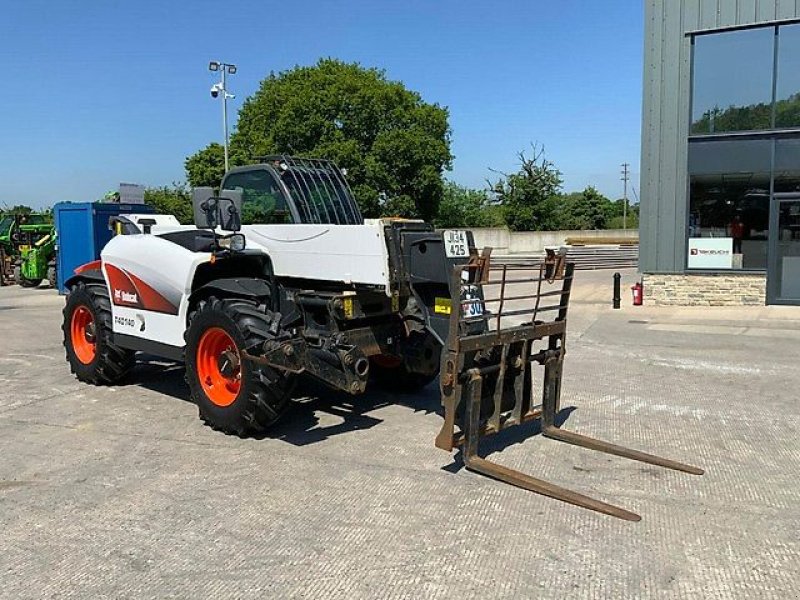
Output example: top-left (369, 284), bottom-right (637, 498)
top-left (776, 24), bottom-right (800, 128)
top-left (688, 140), bottom-right (771, 270)
top-left (774, 138), bottom-right (800, 193)
top-left (691, 28), bottom-right (775, 134)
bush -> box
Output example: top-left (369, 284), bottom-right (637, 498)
top-left (433, 181), bottom-right (502, 229)
top-left (143, 185), bottom-right (194, 224)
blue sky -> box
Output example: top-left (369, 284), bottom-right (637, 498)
top-left (0, 0), bottom-right (643, 209)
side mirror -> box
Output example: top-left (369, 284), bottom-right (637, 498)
top-left (192, 188), bottom-right (243, 232)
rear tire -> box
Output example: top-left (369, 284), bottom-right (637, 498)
top-left (47, 264), bottom-right (57, 288)
top-left (19, 277), bottom-right (42, 288)
top-left (184, 297), bottom-right (295, 436)
top-left (63, 281), bottom-right (135, 384)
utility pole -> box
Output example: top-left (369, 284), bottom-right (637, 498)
top-left (621, 163), bottom-right (630, 230)
top-left (209, 61), bottom-right (237, 172)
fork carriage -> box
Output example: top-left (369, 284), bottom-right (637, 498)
top-left (436, 249), bottom-right (703, 522)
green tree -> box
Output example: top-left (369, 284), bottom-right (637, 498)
top-left (691, 102), bottom-right (772, 134)
top-left (186, 59), bottom-right (452, 221)
top-left (3, 204), bottom-right (33, 215)
top-left (143, 184), bottom-right (194, 224)
top-left (433, 181), bottom-right (502, 228)
top-left (556, 186), bottom-right (610, 230)
top-left (489, 145), bottom-right (563, 231)
top-left (607, 200), bottom-right (639, 229)
top-left (184, 143), bottom-right (226, 189)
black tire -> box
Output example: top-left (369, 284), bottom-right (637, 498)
top-left (370, 330), bottom-right (441, 393)
top-left (19, 277), bottom-right (42, 288)
top-left (13, 264), bottom-right (41, 287)
top-left (47, 264), bottom-right (57, 288)
top-left (63, 281), bottom-right (135, 384)
top-left (184, 296), bottom-right (295, 436)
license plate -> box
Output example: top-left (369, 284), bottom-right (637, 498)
top-left (461, 287), bottom-right (484, 318)
top-left (443, 230), bottom-right (468, 259)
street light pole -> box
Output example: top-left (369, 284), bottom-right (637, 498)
top-left (221, 66), bottom-right (229, 172)
top-left (209, 61), bottom-right (237, 173)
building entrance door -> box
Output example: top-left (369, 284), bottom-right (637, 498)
top-left (768, 193), bottom-right (800, 304)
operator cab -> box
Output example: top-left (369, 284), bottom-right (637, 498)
top-left (221, 155), bottom-right (363, 226)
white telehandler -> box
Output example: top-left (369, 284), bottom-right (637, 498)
top-left (62, 155), bottom-right (702, 521)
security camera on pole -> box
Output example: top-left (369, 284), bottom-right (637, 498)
top-left (208, 61), bottom-right (237, 172)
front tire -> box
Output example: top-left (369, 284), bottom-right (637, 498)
top-left (185, 297), bottom-right (295, 436)
top-left (63, 281), bottom-right (135, 384)
top-left (14, 264), bottom-right (41, 287)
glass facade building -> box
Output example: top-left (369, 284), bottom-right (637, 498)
top-left (689, 24), bottom-right (800, 274)
top-left (641, 1), bottom-right (800, 305)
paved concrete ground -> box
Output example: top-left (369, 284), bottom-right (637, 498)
top-left (1, 271), bottom-right (798, 599)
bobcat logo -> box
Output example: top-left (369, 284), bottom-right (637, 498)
top-left (114, 289), bottom-right (139, 304)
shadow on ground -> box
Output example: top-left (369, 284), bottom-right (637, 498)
top-left (122, 357), bottom-right (578, 469)
top-left (441, 406), bottom-right (577, 474)
top-left (124, 357), bottom-right (443, 445)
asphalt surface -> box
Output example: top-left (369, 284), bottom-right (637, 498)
top-left (1, 270), bottom-right (798, 599)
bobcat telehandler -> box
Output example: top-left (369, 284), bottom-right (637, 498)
top-left (62, 156), bottom-right (702, 521)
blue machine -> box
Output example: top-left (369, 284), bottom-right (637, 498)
top-left (53, 202), bottom-right (154, 294)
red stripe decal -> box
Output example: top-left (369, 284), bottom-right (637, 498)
top-left (127, 271), bottom-right (179, 315)
top-left (74, 260), bottom-right (102, 275)
top-left (104, 263), bottom-right (178, 315)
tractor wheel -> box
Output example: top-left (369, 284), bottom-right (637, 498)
top-left (13, 264), bottom-right (40, 287)
top-left (63, 281), bottom-right (135, 384)
top-left (184, 297), bottom-right (295, 436)
top-left (47, 264), bottom-right (57, 288)
top-left (370, 330), bottom-right (441, 393)
top-left (19, 277), bottom-right (42, 288)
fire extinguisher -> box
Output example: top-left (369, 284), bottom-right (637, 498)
top-left (631, 281), bottom-right (644, 306)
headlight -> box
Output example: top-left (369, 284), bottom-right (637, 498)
top-left (219, 233), bottom-right (246, 251)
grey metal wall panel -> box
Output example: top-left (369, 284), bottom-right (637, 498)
top-left (777, 0), bottom-right (799, 20)
top-left (756, 0), bottom-right (778, 21)
top-left (640, 0), bottom-right (799, 272)
top-left (656, 1), bottom-right (684, 268)
top-left (719, 0), bottom-right (739, 25)
top-left (738, 0), bottom-right (759, 23)
top-left (699, 0), bottom-right (719, 28)
top-left (641, 0), bottom-right (662, 272)
top-left (639, 0), bottom-right (662, 271)
top-left (684, 1), bottom-right (702, 31)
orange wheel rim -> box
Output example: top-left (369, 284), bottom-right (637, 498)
top-left (196, 327), bottom-right (241, 407)
top-left (70, 306), bottom-right (96, 365)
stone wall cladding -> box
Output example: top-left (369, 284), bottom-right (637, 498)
top-left (643, 273), bottom-right (766, 306)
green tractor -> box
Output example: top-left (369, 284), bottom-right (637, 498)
top-left (0, 213), bottom-right (15, 284)
top-left (0, 213), bottom-right (57, 288)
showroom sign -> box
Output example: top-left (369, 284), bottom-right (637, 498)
top-left (688, 238), bottom-right (733, 269)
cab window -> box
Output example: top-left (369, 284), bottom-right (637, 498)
top-left (222, 169), bottom-right (293, 225)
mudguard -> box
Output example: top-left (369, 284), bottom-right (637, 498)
top-left (63, 260), bottom-right (104, 290)
top-left (191, 278), bottom-right (272, 304)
